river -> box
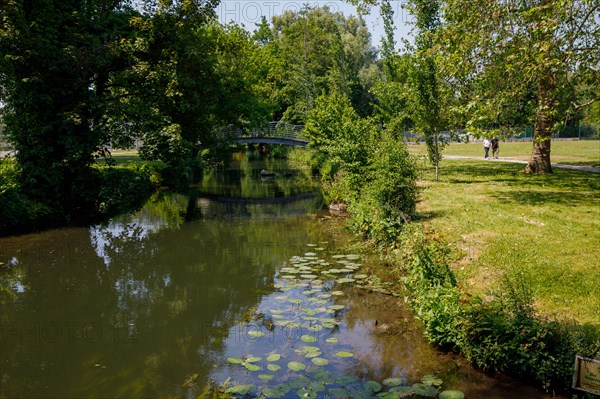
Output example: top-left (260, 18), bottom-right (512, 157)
top-left (0, 154), bottom-right (562, 398)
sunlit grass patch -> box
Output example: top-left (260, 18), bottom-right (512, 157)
top-left (408, 140), bottom-right (600, 167)
top-left (417, 159), bottom-right (600, 325)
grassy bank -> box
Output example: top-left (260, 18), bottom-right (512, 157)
top-left (417, 159), bottom-right (600, 326)
top-left (292, 133), bottom-right (600, 393)
top-left (408, 140), bottom-right (600, 167)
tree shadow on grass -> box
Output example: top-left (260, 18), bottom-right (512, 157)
top-left (432, 160), bottom-right (600, 206)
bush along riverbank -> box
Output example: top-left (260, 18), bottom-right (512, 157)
top-left (290, 92), bottom-right (600, 396)
top-left (391, 224), bottom-right (599, 395)
top-left (0, 156), bottom-right (186, 235)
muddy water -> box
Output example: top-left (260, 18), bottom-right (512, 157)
top-left (0, 155), bottom-right (563, 398)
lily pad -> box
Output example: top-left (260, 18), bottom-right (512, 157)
top-left (288, 361), bottom-right (306, 371)
top-left (363, 380), bottom-right (382, 393)
top-left (389, 386), bottom-right (416, 394)
top-left (421, 375), bottom-right (443, 387)
top-left (335, 375), bottom-right (358, 385)
top-left (267, 354), bottom-right (281, 362)
top-left (245, 356), bottom-right (261, 363)
top-left (301, 335), bottom-right (317, 343)
top-left (267, 364), bottom-right (281, 372)
top-left (243, 363), bottom-right (261, 372)
top-left (259, 374), bottom-right (275, 381)
top-left (335, 351), bottom-right (354, 358)
top-left (247, 330), bottom-right (264, 337)
top-left (382, 377), bottom-right (404, 387)
top-left (438, 390), bottom-right (465, 399)
top-left (325, 337), bottom-right (339, 344)
top-left (227, 357), bottom-right (243, 364)
top-left (296, 387), bottom-right (317, 398)
top-left (412, 383), bottom-right (437, 397)
top-left (225, 384), bottom-right (254, 395)
top-left (262, 384), bottom-right (291, 398)
top-left (311, 357), bottom-right (329, 366)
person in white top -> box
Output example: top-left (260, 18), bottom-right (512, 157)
top-left (483, 138), bottom-right (491, 159)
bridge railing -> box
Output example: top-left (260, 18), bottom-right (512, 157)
top-left (218, 121), bottom-right (306, 141)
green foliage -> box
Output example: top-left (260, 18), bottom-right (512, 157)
top-left (0, 158), bottom-right (51, 232)
top-left (303, 92), bottom-right (419, 247)
top-left (439, 0), bottom-right (600, 172)
top-left (392, 223), bottom-right (600, 392)
top-left (95, 165), bottom-right (158, 218)
top-left (259, 6), bottom-right (377, 122)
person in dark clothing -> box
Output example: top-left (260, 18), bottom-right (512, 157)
top-left (491, 138), bottom-right (499, 159)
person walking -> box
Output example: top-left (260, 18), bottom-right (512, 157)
top-left (491, 137), bottom-right (500, 159)
top-left (483, 138), bottom-right (491, 159)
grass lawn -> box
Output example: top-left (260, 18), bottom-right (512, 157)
top-left (417, 159), bottom-right (600, 326)
top-left (106, 149), bottom-right (144, 165)
top-left (408, 140), bottom-right (600, 167)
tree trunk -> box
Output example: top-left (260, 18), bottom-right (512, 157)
top-left (524, 77), bottom-right (554, 174)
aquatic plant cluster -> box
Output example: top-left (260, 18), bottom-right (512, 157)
top-left (216, 247), bottom-right (465, 398)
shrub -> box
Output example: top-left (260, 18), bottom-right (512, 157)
top-left (392, 223), bottom-right (600, 392)
top-left (0, 158), bottom-right (51, 232)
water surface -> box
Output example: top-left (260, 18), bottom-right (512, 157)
top-left (0, 156), bottom-right (563, 398)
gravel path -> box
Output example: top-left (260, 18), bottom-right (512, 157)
top-left (444, 155), bottom-right (600, 174)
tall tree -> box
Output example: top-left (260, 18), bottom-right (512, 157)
top-left (0, 0), bottom-right (137, 219)
top-left (263, 6), bottom-right (376, 122)
top-left (441, 0), bottom-right (600, 173)
top-left (408, 0), bottom-right (446, 181)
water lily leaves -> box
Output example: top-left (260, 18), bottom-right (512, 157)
top-left (243, 363), bottom-right (261, 371)
top-left (289, 375), bottom-right (312, 389)
top-left (307, 324), bottom-right (323, 332)
top-left (363, 380), bottom-right (382, 393)
top-left (267, 364), bottom-right (281, 372)
top-left (346, 255), bottom-right (361, 260)
top-left (304, 252), bottom-right (317, 257)
top-left (262, 384), bottom-right (291, 398)
top-left (227, 357), bottom-right (243, 364)
top-left (247, 330), bottom-right (264, 337)
top-left (328, 305), bottom-right (346, 311)
top-left (267, 354), bottom-right (281, 362)
top-left (377, 392), bottom-right (402, 399)
top-left (311, 357), bottom-right (329, 366)
top-left (421, 375), bottom-right (443, 387)
top-left (325, 337), bottom-right (339, 344)
top-left (296, 387), bottom-right (317, 398)
top-left (412, 383), bottom-right (438, 397)
top-left (336, 375), bottom-right (358, 385)
top-left (245, 356), bottom-right (261, 363)
top-left (304, 351), bottom-right (322, 358)
top-left (336, 277), bottom-right (355, 284)
top-left (389, 386), bottom-right (415, 394)
top-left (225, 384), bottom-right (254, 395)
top-left (438, 390), bottom-right (465, 399)
top-left (301, 334), bottom-right (317, 343)
top-left (331, 290), bottom-right (345, 296)
top-left (382, 377), bottom-right (404, 387)
top-left (258, 374), bottom-right (274, 381)
top-left (354, 274), bottom-right (369, 280)
top-left (287, 361), bottom-right (306, 371)
top-left (335, 351), bottom-right (354, 358)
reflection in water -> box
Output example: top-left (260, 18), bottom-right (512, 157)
top-left (0, 155), bottom-right (563, 399)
